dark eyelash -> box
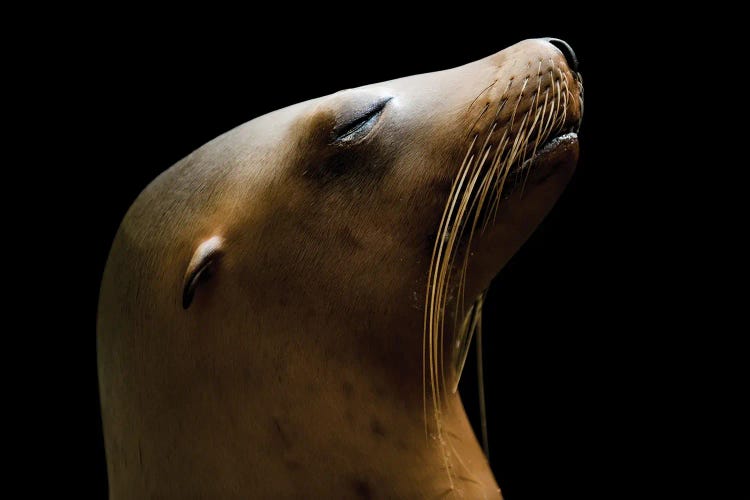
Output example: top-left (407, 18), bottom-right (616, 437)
top-left (334, 97), bottom-right (392, 143)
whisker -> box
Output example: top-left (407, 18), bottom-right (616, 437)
top-left (424, 60), bottom-right (581, 493)
top-left (492, 79), bottom-right (514, 121)
top-left (466, 103), bottom-right (491, 138)
top-left (507, 76), bottom-right (529, 133)
top-left (468, 79), bottom-right (497, 110)
top-left (424, 135), bottom-right (478, 439)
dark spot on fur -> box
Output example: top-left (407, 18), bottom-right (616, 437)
top-left (272, 417), bottom-right (292, 450)
top-left (352, 478), bottom-right (373, 499)
top-left (345, 409), bottom-right (355, 424)
top-left (285, 459), bottom-right (302, 471)
top-left (303, 307), bottom-right (318, 321)
top-left (338, 226), bottom-right (364, 250)
top-left (370, 418), bottom-right (386, 438)
top-left (342, 382), bottom-right (354, 399)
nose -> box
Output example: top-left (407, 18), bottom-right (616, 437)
top-left (543, 37), bottom-right (579, 72)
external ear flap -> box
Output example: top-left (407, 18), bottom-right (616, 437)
top-left (182, 236), bottom-right (224, 310)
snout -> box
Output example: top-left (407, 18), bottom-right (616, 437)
top-left (465, 38), bottom-right (583, 152)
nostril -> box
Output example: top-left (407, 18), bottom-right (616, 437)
top-left (543, 37), bottom-right (579, 72)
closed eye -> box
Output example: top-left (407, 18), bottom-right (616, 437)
top-left (333, 97), bottom-right (392, 144)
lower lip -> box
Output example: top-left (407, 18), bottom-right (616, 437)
top-left (498, 132), bottom-right (578, 198)
top-left (518, 132), bottom-right (578, 174)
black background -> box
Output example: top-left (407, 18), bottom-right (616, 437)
top-left (84, 16), bottom-right (648, 500)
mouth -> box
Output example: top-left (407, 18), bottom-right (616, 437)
top-left (519, 132), bottom-right (579, 182)
top-left (499, 131), bottom-right (580, 198)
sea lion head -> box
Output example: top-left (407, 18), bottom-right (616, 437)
top-left (98, 38), bottom-right (583, 498)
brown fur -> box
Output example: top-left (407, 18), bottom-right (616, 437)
top-left (98, 39), bottom-right (582, 498)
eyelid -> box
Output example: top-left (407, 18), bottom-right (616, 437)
top-left (333, 96), bottom-right (393, 143)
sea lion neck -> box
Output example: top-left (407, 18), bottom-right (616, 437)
top-left (165, 326), bottom-right (501, 499)
top-left (100, 313), bottom-right (500, 497)
top-left (245, 345), bottom-right (501, 498)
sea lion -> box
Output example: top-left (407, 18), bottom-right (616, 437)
top-left (97, 38), bottom-right (583, 499)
